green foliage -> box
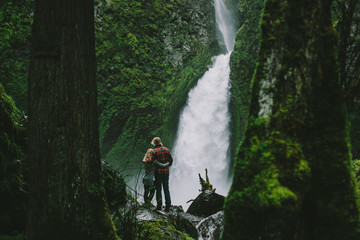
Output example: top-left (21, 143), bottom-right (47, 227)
top-left (0, 29), bottom-right (29, 229)
top-left (0, 0), bottom-right (33, 112)
top-left (229, 0), bottom-right (264, 161)
top-left (0, 84), bottom-right (27, 235)
top-left (95, 0), bottom-right (217, 168)
top-left (354, 159), bottom-right (360, 193)
top-left (1, 0), bottom-right (217, 173)
top-left (350, 103), bottom-right (360, 159)
top-left (95, 0), bottom-right (174, 166)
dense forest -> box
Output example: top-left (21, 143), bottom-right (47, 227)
top-left (1, 0), bottom-right (360, 239)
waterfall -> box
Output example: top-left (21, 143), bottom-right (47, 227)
top-left (214, 0), bottom-right (236, 52)
top-left (169, 0), bottom-right (236, 210)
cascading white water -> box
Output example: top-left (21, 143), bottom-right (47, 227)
top-left (214, 0), bottom-right (236, 52)
top-left (169, 0), bottom-right (237, 210)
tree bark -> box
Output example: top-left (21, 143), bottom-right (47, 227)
top-left (26, 1), bottom-right (117, 239)
top-left (223, 0), bottom-right (360, 239)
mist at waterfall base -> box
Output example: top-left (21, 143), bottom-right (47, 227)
top-left (169, 52), bottom-right (232, 210)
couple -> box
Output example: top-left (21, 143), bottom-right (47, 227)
top-left (142, 137), bottom-right (173, 212)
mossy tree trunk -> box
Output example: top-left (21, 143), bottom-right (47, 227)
top-left (334, 0), bottom-right (360, 159)
top-left (223, 0), bottom-right (360, 239)
top-left (26, 1), bottom-right (117, 239)
top-left (337, 0), bottom-right (360, 111)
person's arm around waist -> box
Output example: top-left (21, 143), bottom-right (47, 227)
top-left (153, 160), bottom-right (169, 168)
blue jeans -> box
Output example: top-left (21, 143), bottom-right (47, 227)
top-left (154, 172), bottom-right (171, 208)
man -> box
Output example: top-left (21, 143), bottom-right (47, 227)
top-left (148, 137), bottom-right (173, 212)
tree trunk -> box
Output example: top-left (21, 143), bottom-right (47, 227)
top-left (223, 0), bottom-right (360, 239)
top-left (26, 1), bottom-right (117, 239)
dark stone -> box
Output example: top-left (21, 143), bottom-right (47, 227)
top-left (186, 190), bottom-right (225, 217)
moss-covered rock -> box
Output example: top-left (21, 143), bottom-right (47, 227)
top-left (101, 161), bottom-right (127, 211)
top-left (167, 212), bottom-right (198, 239)
top-left (139, 219), bottom-right (193, 240)
top-left (114, 201), bottom-right (196, 240)
top-left (229, 0), bottom-right (264, 164)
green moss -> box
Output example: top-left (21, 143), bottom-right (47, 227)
top-left (0, 84), bottom-right (27, 235)
top-left (139, 220), bottom-right (194, 240)
top-left (353, 159), bottom-right (360, 193)
top-left (0, 0), bottom-right (33, 112)
top-left (224, 119), bottom-right (312, 239)
top-left (229, 0), bottom-right (265, 163)
top-left (350, 104), bottom-right (360, 159)
top-left (0, 234), bottom-right (23, 240)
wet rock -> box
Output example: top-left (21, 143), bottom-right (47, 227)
top-left (197, 211), bottom-right (224, 240)
top-left (167, 211), bottom-right (201, 239)
top-left (117, 201), bottom-right (227, 240)
top-left (168, 205), bottom-right (185, 214)
top-left (187, 190), bottom-right (225, 217)
top-left (136, 206), bottom-right (163, 221)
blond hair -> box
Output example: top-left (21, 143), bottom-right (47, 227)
top-left (151, 137), bottom-right (163, 146)
top-left (143, 148), bottom-right (152, 162)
